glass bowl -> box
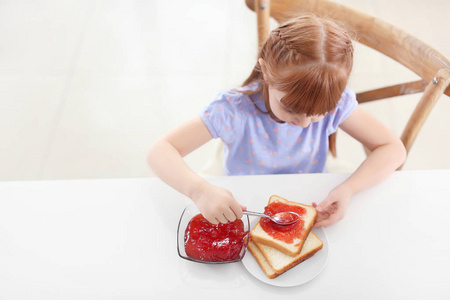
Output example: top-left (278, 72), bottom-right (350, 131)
top-left (177, 204), bottom-right (250, 264)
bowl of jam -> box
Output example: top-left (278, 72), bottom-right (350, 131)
top-left (177, 204), bottom-right (250, 264)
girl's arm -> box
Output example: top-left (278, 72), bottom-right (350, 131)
top-left (148, 116), bottom-right (245, 224)
top-left (313, 106), bottom-right (407, 227)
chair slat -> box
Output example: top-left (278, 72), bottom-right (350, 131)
top-left (356, 80), bottom-right (428, 103)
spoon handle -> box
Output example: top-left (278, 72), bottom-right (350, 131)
top-left (243, 210), bottom-right (269, 219)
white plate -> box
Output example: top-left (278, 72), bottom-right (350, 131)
top-left (241, 218), bottom-right (329, 287)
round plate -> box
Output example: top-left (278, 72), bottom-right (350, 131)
top-left (241, 218), bottom-right (329, 287)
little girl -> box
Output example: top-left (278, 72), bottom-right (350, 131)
top-left (148, 14), bottom-right (406, 227)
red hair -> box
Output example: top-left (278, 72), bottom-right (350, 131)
top-left (241, 14), bottom-right (354, 155)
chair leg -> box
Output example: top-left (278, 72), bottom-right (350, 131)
top-left (400, 68), bottom-right (450, 164)
top-left (363, 69), bottom-right (449, 170)
top-left (255, 0), bottom-right (271, 50)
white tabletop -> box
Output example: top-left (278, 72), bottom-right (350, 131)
top-left (1, 170), bottom-right (449, 299)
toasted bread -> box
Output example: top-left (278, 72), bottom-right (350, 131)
top-left (248, 231), bottom-right (323, 279)
top-left (250, 195), bottom-right (317, 256)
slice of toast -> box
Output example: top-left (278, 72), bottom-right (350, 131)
top-left (248, 231), bottom-right (323, 279)
top-left (250, 195), bottom-right (317, 256)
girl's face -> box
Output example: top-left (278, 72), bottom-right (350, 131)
top-left (268, 86), bottom-right (325, 127)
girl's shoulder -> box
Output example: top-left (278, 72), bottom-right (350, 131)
top-left (333, 87), bottom-right (357, 113)
top-left (211, 82), bottom-right (262, 109)
top-left (340, 87), bottom-right (357, 105)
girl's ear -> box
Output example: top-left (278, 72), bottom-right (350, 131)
top-left (258, 58), bottom-right (268, 81)
top-left (258, 58), bottom-right (267, 75)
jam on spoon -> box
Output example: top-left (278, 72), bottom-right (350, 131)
top-left (243, 210), bottom-right (300, 225)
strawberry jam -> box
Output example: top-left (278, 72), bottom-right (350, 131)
top-left (184, 214), bottom-right (247, 262)
top-left (260, 202), bottom-right (306, 243)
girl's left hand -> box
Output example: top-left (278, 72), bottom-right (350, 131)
top-left (312, 185), bottom-right (352, 227)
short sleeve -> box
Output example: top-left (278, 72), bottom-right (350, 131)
top-left (326, 88), bottom-right (358, 135)
top-left (200, 91), bottom-right (244, 144)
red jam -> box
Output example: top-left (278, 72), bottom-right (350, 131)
top-left (184, 214), bottom-right (247, 262)
top-left (260, 202), bottom-right (306, 243)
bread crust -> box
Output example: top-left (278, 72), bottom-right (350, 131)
top-left (247, 241), bottom-right (278, 279)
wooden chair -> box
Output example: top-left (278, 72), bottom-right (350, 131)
top-left (245, 0), bottom-right (450, 169)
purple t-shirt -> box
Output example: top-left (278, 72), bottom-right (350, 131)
top-left (200, 83), bottom-right (357, 175)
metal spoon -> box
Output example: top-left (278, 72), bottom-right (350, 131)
top-left (243, 210), bottom-right (300, 225)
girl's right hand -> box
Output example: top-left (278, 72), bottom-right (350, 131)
top-left (191, 183), bottom-right (246, 224)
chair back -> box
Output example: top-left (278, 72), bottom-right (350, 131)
top-left (245, 0), bottom-right (450, 168)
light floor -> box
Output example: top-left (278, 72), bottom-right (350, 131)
top-left (1, 0), bottom-right (449, 181)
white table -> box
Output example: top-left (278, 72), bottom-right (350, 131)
top-left (1, 170), bottom-right (449, 299)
